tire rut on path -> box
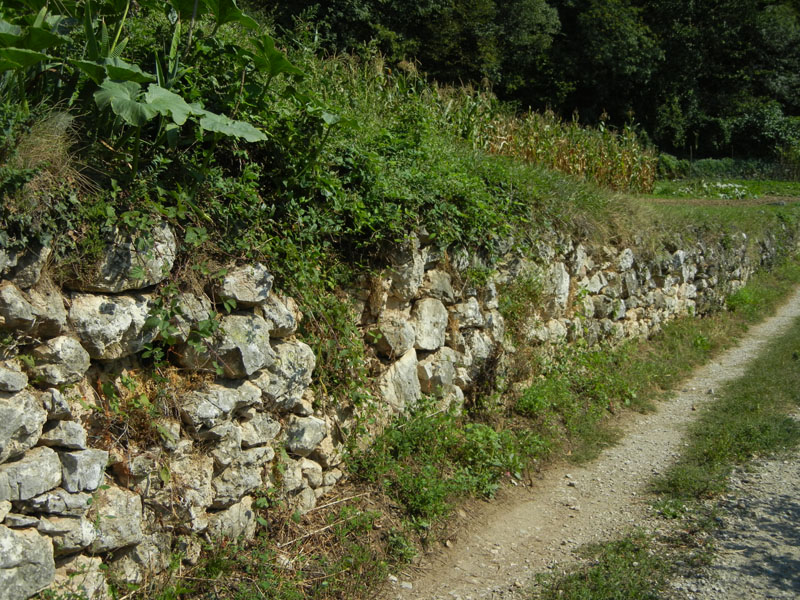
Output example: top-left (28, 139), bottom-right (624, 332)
top-left (385, 286), bottom-right (800, 600)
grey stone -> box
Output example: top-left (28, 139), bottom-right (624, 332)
top-left (300, 458), bottom-right (324, 488)
top-left (417, 347), bottom-right (458, 396)
top-left (462, 329), bottom-right (494, 371)
top-left (286, 416), bottom-right (327, 457)
top-left (388, 240), bottom-right (425, 301)
top-left (69, 293), bottom-right (154, 360)
top-left (543, 262), bottom-right (570, 317)
top-left (0, 249), bottom-right (18, 276)
top-left (0, 501), bottom-right (9, 521)
top-left (88, 485), bottom-right (143, 552)
top-left (323, 468), bottom-right (344, 488)
top-left (617, 248), bottom-right (635, 271)
top-left (25, 489), bottom-right (92, 516)
top-left (485, 309), bottom-right (505, 343)
top-left (0, 447), bottom-right (62, 501)
top-left (73, 222), bottom-right (176, 293)
top-left (60, 449), bottom-right (108, 492)
top-left (207, 423), bottom-right (242, 469)
top-left (10, 244), bottom-right (50, 289)
top-left (51, 554), bottom-right (110, 600)
top-left (239, 411), bottom-right (281, 448)
top-left (179, 313), bottom-right (275, 378)
top-left (180, 380), bottom-right (261, 430)
top-left (170, 293), bottom-right (213, 344)
top-left (368, 314), bottom-right (416, 358)
top-left (280, 458), bottom-right (304, 494)
top-left (31, 336), bottom-right (91, 385)
top-left (256, 293), bottom-right (297, 338)
top-left (208, 496), bottom-right (257, 541)
top-left (420, 270), bottom-right (455, 303)
top-left (0, 282), bottom-right (35, 331)
top-left (38, 516), bottom-right (96, 556)
top-left (0, 389), bottom-right (46, 464)
top-left (377, 348), bottom-right (421, 413)
top-left (212, 446), bottom-right (273, 508)
top-left (111, 532), bottom-right (171, 585)
top-left (39, 421), bottom-right (87, 450)
top-left (26, 285), bottom-right (68, 337)
top-left (451, 297), bottom-right (484, 329)
top-left (289, 486), bottom-right (317, 515)
top-left (152, 454), bottom-right (213, 531)
top-left (41, 389), bottom-right (72, 421)
top-left (0, 524), bottom-right (55, 600)
top-left (310, 424), bottom-right (343, 469)
top-left (257, 340), bottom-right (315, 413)
top-left (0, 362), bottom-right (27, 393)
top-left (3, 513), bottom-right (39, 527)
top-left (546, 319), bottom-right (568, 341)
top-left (411, 298), bottom-right (448, 350)
top-left (215, 263), bottom-right (273, 307)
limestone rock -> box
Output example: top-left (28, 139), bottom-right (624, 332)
top-left (543, 262), bottom-right (570, 317)
top-left (417, 347), bottom-right (458, 396)
top-left (25, 489), bottom-right (92, 517)
top-left (388, 240), bottom-right (425, 301)
top-left (51, 554), bottom-right (110, 600)
top-left (31, 336), bottom-right (90, 385)
top-left (39, 421), bottom-right (87, 450)
top-left (0, 282), bottom-right (35, 331)
top-left (256, 293), bottom-right (297, 338)
top-left (69, 294), bottom-right (154, 360)
top-left (88, 485), bottom-right (143, 552)
top-left (111, 532), bottom-right (171, 585)
top-left (38, 516), bottom-right (96, 555)
top-left (208, 496), bottom-right (257, 541)
top-left (367, 314), bottom-right (415, 358)
top-left (72, 222), bottom-right (176, 293)
top-left (9, 244), bottom-right (50, 289)
top-left (215, 263), bottom-right (273, 307)
top-left (377, 348), bottom-right (421, 413)
top-left (0, 362), bottom-right (27, 393)
top-left (286, 416), bottom-right (327, 457)
top-left (27, 284), bottom-right (68, 338)
top-left (617, 248), bottom-right (635, 271)
top-left (300, 458), bottom-right (324, 488)
top-left (41, 389), bottom-right (72, 421)
top-left (420, 270), bottom-right (455, 303)
top-left (0, 389), bottom-right (46, 464)
top-left (211, 446), bottom-right (273, 508)
top-left (60, 449), bottom-right (108, 492)
top-left (170, 292), bottom-right (213, 344)
top-left (0, 524), bottom-right (55, 600)
top-left (411, 298), bottom-right (448, 351)
top-left (0, 447), bottom-right (62, 501)
top-left (179, 313), bottom-right (275, 378)
top-left (152, 454), bottom-right (213, 531)
top-left (180, 380), bottom-right (261, 431)
top-left (451, 297), bottom-right (484, 329)
top-left (239, 410), bottom-right (281, 448)
top-left (257, 340), bottom-right (315, 413)
top-left (0, 501), bottom-right (9, 521)
top-left (289, 486), bottom-right (317, 515)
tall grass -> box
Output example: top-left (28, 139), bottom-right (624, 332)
top-left (303, 50), bottom-right (657, 194)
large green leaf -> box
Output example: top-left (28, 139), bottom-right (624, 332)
top-left (0, 47), bottom-right (48, 71)
top-left (69, 58), bottom-right (106, 83)
top-left (249, 34), bottom-right (304, 79)
top-left (205, 0), bottom-right (258, 30)
top-left (197, 110), bottom-right (266, 142)
top-left (144, 84), bottom-right (203, 125)
top-left (0, 20), bottom-right (24, 47)
top-left (94, 79), bottom-right (156, 127)
top-left (104, 57), bottom-right (154, 83)
top-left (22, 26), bottom-right (66, 52)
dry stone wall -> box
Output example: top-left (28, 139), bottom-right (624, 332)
top-left (0, 218), bottom-right (797, 600)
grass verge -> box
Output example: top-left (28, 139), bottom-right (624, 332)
top-left (530, 261), bottom-right (800, 600)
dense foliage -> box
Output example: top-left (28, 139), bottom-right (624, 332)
top-left (270, 0), bottom-right (800, 162)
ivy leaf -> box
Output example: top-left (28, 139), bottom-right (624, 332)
top-left (94, 80), bottom-right (157, 127)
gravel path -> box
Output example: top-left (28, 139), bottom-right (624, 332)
top-left (668, 445), bottom-right (800, 600)
top-left (383, 286), bottom-right (800, 600)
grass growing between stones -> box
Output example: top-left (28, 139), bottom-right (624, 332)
top-left (529, 263), bottom-right (800, 600)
